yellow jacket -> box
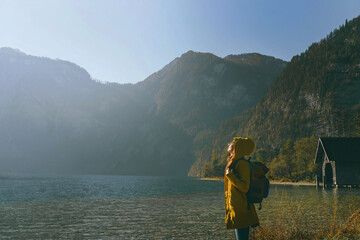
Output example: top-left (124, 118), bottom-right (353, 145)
top-left (224, 138), bottom-right (259, 229)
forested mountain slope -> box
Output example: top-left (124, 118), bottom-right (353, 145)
top-left (198, 16), bottom-right (360, 177)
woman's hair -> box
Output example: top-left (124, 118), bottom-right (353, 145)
top-left (226, 157), bottom-right (235, 169)
top-left (226, 143), bottom-right (236, 169)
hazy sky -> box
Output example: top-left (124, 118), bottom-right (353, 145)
top-left (0, 0), bottom-right (359, 84)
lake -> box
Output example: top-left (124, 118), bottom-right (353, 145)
top-left (0, 175), bottom-right (359, 239)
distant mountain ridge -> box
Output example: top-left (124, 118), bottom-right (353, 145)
top-left (0, 47), bottom-right (287, 176)
top-left (0, 47), bottom-right (193, 175)
top-left (225, 53), bottom-right (286, 67)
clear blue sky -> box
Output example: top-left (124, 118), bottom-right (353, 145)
top-left (0, 0), bottom-right (359, 84)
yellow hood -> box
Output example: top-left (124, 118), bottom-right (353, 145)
top-left (232, 137), bottom-right (255, 160)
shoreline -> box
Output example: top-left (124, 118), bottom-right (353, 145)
top-left (200, 177), bottom-right (316, 186)
top-left (200, 177), bottom-right (224, 181)
top-left (270, 181), bottom-right (316, 186)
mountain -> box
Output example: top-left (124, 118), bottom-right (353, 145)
top-left (135, 51), bottom-right (287, 176)
top-left (0, 47), bottom-right (286, 176)
top-left (139, 51), bottom-right (286, 135)
top-left (198, 15), bottom-right (360, 176)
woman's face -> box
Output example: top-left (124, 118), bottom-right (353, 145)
top-left (227, 142), bottom-right (234, 153)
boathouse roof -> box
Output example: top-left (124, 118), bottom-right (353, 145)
top-left (314, 137), bottom-right (360, 164)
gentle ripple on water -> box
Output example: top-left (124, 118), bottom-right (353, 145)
top-left (0, 175), bottom-right (359, 239)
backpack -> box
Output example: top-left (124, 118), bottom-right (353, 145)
top-left (246, 160), bottom-right (270, 210)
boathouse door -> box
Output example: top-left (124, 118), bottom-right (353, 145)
top-left (324, 162), bottom-right (334, 187)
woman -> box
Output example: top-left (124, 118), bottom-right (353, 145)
top-left (224, 137), bottom-right (259, 240)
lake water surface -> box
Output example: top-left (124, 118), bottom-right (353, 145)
top-left (0, 175), bottom-right (359, 239)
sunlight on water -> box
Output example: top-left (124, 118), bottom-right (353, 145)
top-left (0, 175), bottom-right (359, 239)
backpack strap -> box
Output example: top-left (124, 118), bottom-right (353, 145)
top-left (230, 157), bottom-right (250, 169)
top-left (246, 157), bottom-right (252, 211)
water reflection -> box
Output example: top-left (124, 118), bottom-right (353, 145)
top-left (0, 176), bottom-right (359, 239)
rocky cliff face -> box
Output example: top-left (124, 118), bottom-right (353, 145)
top-left (242, 15), bottom-right (360, 145)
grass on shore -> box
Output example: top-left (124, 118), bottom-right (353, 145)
top-left (252, 210), bottom-right (360, 239)
top-left (250, 189), bottom-right (360, 240)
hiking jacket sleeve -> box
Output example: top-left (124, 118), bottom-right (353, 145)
top-left (225, 160), bottom-right (250, 193)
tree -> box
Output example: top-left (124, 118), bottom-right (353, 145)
top-left (270, 156), bottom-right (287, 180)
top-left (254, 146), bottom-right (278, 166)
top-left (282, 139), bottom-right (295, 178)
top-left (293, 135), bottom-right (318, 181)
top-left (269, 139), bottom-right (294, 179)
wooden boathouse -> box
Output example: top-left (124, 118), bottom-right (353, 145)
top-left (314, 137), bottom-right (360, 188)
